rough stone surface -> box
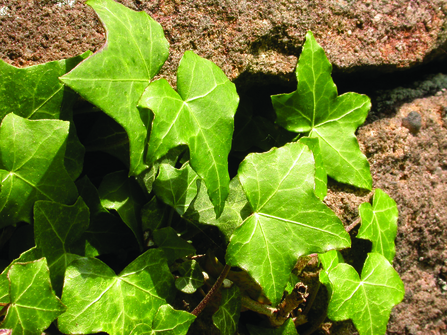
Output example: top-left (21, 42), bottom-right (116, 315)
top-left (1, 0), bottom-right (447, 87)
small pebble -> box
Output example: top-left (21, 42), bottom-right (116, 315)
top-left (402, 111), bottom-right (422, 135)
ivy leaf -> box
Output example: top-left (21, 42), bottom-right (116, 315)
top-left (33, 197), bottom-right (89, 295)
top-left (358, 189), bottom-right (399, 263)
top-left (175, 260), bottom-right (204, 294)
top-left (129, 305), bottom-right (195, 335)
top-left (58, 249), bottom-right (175, 335)
top-left (184, 177), bottom-right (251, 243)
top-left (271, 31), bottom-right (372, 190)
top-left (0, 53), bottom-right (90, 180)
top-left (1, 258), bottom-right (65, 335)
top-left (0, 114), bottom-right (78, 228)
top-left (298, 137), bottom-right (327, 200)
top-left (226, 141), bottom-right (350, 305)
top-left (153, 163), bottom-right (199, 216)
top-left (153, 227), bottom-right (196, 265)
top-left (327, 253), bottom-right (405, 335)
top-left (99, 170), bottom-right (147, 250)
top-left (60, 0), bottom-right (169, 176)
top-left (76, 176), bottom-right (135, 257)
top-left (247, 318), bottom-right (298, 335)
top-left (139, 51), bottom-right (239, 217)
top-left (318, 249), bottom-right (344, 297)
top-left (212, 286), bottom-right (241, 335)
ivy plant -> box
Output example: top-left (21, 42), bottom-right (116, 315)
top-left (0, 0), bottom-right (404, 334)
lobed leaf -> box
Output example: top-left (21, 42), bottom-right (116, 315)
top-left (358, 189), bottom-right (399, 263)
top-left (298, 137), bottom-right (327, 200)
top-left (58, 249), bottom-right (175, 335)
top-left (1, 258), bottom-right (65, 335)
top-left (0, 52), bottom-right (90, 180)
top-left (327, 253), bottom-right (405, 335)
top-left (153, 163), bottom-right (199, 216)
top-left (0, 114), bottom-right (78, 228)
top-left (212, 286), bottom-right (241, 335)
top-left (139, 51), bottom-right (239, 217)
top-left (226, 141), bottom-right (350, 305)
top-left (34, 197), bottom-right (89, 295)
top-left (60, 0), bottom-right (169, 175)
top-left (271, 31), bottom-right (372, 190)
top-left (129, 305), bottom-right (195, 335)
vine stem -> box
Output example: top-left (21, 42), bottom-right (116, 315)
top-left (345, 217), bottom-right (361, 233)
top-left (191, 263), bottom-right (231, 316)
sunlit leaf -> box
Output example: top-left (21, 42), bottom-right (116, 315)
top-left (139, 51), bottom-right (239, 217)
top-left (319, 249), bottom-right (344, 297)
top-left (298, 137), bottom-right (327, 200)
top-left (34, 197), bottom-right (89, 295)
top-left (60, 0), bottom-right (169, 175)
top-left (327, 253), bottom-right (405, 335)
top-left (358, 189), bottom-right (399, 263)
top-left (0, 114), bottom-right (78, 227)
top-left (226, 141), bottom-right (350, 305)
top-left (58, 249), bottom-right (175, 335)
top-left (212, 286), bottom-right (241, 335)
top-left (129, 305), bottom-right (195, 335)
top-left (1, 258), bottom-right (65, 335)
top-left (0, 52), bottom-right (90, 180)
top-left (271, 31), bottom-right (372, 189)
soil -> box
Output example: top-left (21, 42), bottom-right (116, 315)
top-left (0, 1), bottom-right (446, 335)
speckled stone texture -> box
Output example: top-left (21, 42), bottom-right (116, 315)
top-left (1, 0), bottom-right (447, 86)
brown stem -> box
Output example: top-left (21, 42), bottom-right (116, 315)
top-left (345, 217), bottom-right (361, 233)
top-left (191, 263), bottom-right (231, 316)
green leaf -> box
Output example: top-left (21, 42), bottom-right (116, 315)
top-left (0, 53), bottom-right (90, 180)
top-left (139, 51), bottom-right (239, 217)
top-left (226, 141), bottom-right (350, 305)
top-left (358, 189), bottom-right (399, 263)
top-left (1, 258), bottom-right (65, 335)
top-left (247, 317), bottom-right (298, 335)
top-left (154, 163), bottom-right (199, 216)
top-left (60, 0), bottom-right (169, 176)
top-left (153, 227), bottom-right (196, 265)
top-left (76, 176), bottom-right (135, 257)
top-left (99, 170), bottom-right (147, 250)
top-left (212, 286), bottom-right (241, 335)
top-left (175, 260), bottom-right (204, 294)
top-left (0, 114), bottom-right (78, 228)
top-left (58, 249), bottom-right (175, 335)
top-left (327, 253), bottom-right (405, 335)
top-left (184, 177), bottom-right (251, 243)
top-left (129, 305), bottom-right (195, 335)
top-left (34, 197), bottom-right (89, 295)
top-left (318, 249), bottom-right (344, 296)
top-left (298, 137), bottom-right (327, 200)
top-left (271, 31), bottom-right (372, 190)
